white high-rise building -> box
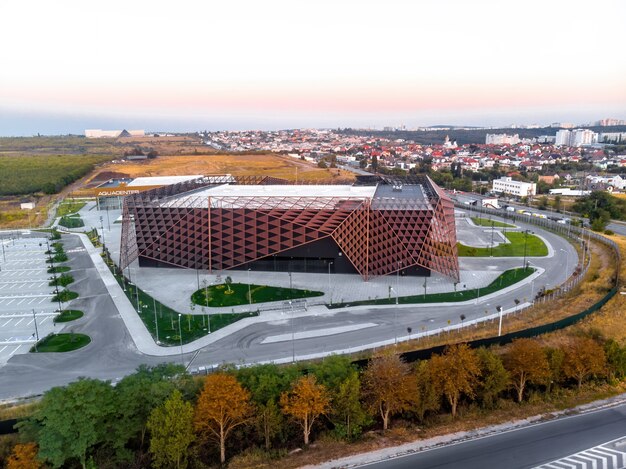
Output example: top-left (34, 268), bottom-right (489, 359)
top-left (555, 129), bottom-right (598, 146)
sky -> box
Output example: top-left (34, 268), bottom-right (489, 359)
top-left (1, 0), bottom-right (625, 136)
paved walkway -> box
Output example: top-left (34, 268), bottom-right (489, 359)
top-left (74, 230), bottom-right (544, 358)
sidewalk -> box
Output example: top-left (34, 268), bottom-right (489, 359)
top-left (72, 231), bottom-right (543, 358)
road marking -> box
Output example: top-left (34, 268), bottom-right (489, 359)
top-left (13, 318), bottom-right (24, 326)
top-left (1, 319), bottom-right (11, 327)
top-left (534, 436), bottom-right (626, 469)
top-left (261, 323), bottom-right (378, 344)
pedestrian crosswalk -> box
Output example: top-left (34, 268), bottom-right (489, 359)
top-left (534, 437), bottom-right (626, 469)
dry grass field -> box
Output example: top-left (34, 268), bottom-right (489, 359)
top-left (88, 153), bottom-right (355, 184)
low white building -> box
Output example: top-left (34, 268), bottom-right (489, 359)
top-left (492, 177), bottom-right (536, 197)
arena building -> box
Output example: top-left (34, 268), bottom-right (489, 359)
top-left (120, 175), bottom-right (459, 281)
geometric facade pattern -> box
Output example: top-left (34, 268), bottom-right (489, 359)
top-left (120, 175), bottom-right (459, 281)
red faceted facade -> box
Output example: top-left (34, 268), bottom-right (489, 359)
top-left (120, 175), bottom-right (459, 281)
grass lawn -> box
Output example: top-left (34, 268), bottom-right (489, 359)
top-left (191, 282), bottom-right (324, 308)
top-left (51, 290), bottom-right (78, 303)
top-left (58, 214), bottom-right (84, 228)
top-left (57, 200), bottom-right (86, 217)
top-left (109, 270), bottom-right (258, 345)
top-left (328, 267), bottom-right (534, 308)
top-left (458, 231), bottom-right (547, 257)
top-left (471, 217), bottom-right (515, 228)
top-left (54, 309), bottom-right (84, 323)
top-left (31, 333), bottom-right (90, 352)
top-left (47, 265), bottom-right (71, 274)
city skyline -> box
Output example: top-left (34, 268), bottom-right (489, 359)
top-left (1, 0), bottom-right (625, 136)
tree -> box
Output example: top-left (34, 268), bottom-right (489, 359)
top-left (280, 375), bottom-right (330, 445)
top-left (331, 371), bottom-right (370, 440)
top-left (604, 339), bottom-right (626, 381)
top-left (147, 390), bottom-right (195, 469)
top-left (7, 443), bottom-right (41, 469)
top-left (362, 352), bottom-right (415, 431)
top-left (28, 378), bottom-right (118, 469)
top-left (255, 400), bottom-right (283, 450)
top-left (195, 373), bottom-right (252, 464)
top-left (224, 276), bottom-right (233, 293)
top-left (371, 155), bottom-right (379, 172)
top-left (114, 364), bottom-right (188, 454)
top-left (503, 339), bottom-right (550, 402)
top-left (236, 364), bottom-right (300, 448)
top-left (562, 337), bottom-right (606, 388)
top-left (475, 347), bottom-right (509, 409)
top-left (413, 361), bottom-right (441, 422)
top-left (427, 344), bottom-right (481, 417)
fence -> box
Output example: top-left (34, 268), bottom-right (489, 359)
top-left (351, 203), bottom-right (622, 367)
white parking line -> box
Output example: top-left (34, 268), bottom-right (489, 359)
top-left (0, 345), bottom-right (7, 354)
top-left (6, 299), bottom-right (15, 305)
top-left (1, 319), bottom-right (11, 327)
top-left (8, 345), bottom-right (22, 357)
top-left (13, 318), bottom-right (24, 326)
top-left (16, 299), bottom-right (26, 306)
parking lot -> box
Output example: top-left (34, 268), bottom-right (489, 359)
top-left (0, 234), bottom-right (61, 364)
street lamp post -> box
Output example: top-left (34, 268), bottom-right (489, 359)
top-left (32, 309), bottom-right (39, 351)
top-left (560, 248), bottom-right (570, 286)
top-left (327, 261), bottom-right (333, 305)
top-left (522, 230), bottom-right (530, 269)
top-left (390, 287), bottom-right (399, 345)
top-left (247, 268), bottom-right (252, 311)
top-left (178, 313), bottom-right (184, 366)
top-left (288, 271), bottom-right (293, 298)
top-left (290, 301), bottom-right (295, 363)
top-left (497, 306), bottom-right (503, 336)
top-left (490, 221), bottom-right (495, 257)
top-left (99, 216), bottom-right (105, 253)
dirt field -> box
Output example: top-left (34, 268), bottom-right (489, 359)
top-left (88, 153), bottom-right (355, 184)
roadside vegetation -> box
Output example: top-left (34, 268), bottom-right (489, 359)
top-left (58, 214), bottom-right (84, 229)
top-left (458, 231), bottom-right (547, 257)
top-left (53, 309), bottom-right (84, 323)
top-left (56, 200), bottom-right (86, 217)
top-left (470, 217), bottom-right (515, 228)
top-left (329, 267), bottom-right (533, 308)
top-left (30, 333), bottom-right (90, 353)
top-left (191, 280), bottom-right (324, 308)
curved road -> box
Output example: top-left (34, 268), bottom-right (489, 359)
top-left (356, 402), bottom-right (626, 469)
top-left (0, 216), bottom-right (577, 399)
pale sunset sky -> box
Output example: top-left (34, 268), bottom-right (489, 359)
top-left (0, 0), bottom-right (624, 135)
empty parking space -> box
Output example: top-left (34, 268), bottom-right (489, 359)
top-left (0, 234), bottom-right (65, 364)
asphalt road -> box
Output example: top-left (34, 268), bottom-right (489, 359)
top-left (359, 403), bottom-right (626, 469)
top-left (0, 216), bottom-right (577, 399)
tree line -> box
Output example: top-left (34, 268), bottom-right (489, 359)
top-left (6, 334), bottom-right (626, 469)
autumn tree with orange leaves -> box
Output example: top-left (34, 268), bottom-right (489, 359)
top-left (428, 344), bottom-right (481, 418)
top-left (280, 375), bottom-right (330, 445)
top-left (362, 352), bottom-right (415, 431)
top-left (563, 337), bottom-right (606, 388)
top-left (503, 338), bottom-right (550, 402)
top-left (7, 442), bottom-right (41, 469)
top-left (194, 373), bottom-right (253, 464)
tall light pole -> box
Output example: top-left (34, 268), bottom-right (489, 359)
top-left (560, 248), bottom-right (569, 287)
top-left (390, 287), bottom-right (398, 345)
top-left (497, 306), bottom-right (503, 336)
top-left (247, 268), bottom-right (252, 311)
top-left (178, 313), bottom-right (184, 366)
top-left (32, 309), bottom-right (39, 351)
top-left (327, 261), bottom-right (333, 305)
top-left (288, 271), bottom-right (292, 298)
top-left (522, 230), bottom-right (530, 269)
top-left (290, 301), bottom-right (295, 363)
top-left (99, 216), bottom-right (105, 253)
top-left (490, 220), bottom-right (495, 257)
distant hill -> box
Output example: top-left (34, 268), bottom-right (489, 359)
top-left (339, 125), bottom-right (626, 146)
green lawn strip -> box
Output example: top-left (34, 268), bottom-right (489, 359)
top-left (110, 272), bottom-right (257, 346)
top-left (470, 217), bottom-right (515, 228)
top-left (51, 290), bottom-right (78, 303)
top-left (54, 309), bottom-right (84, 323)
top-left (47, 265), bottom-right (71, 274)
top-left (49, 273), bottom-right (74, 287)
top-left (57, 201), bottom-right (86, 217)
top-left (458, 231), bottom-right (548, 257)
top-left (328, 267), bottom-right (534, 309)
top-left (191, 282), bottom-right (324, 308)
top-left (31, 333), bottom-right (90, 352)
top-left (58, 215), bottom-right (84, 228)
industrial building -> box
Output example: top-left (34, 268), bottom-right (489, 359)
top-left (120, 175), bottom-right (459, 281)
